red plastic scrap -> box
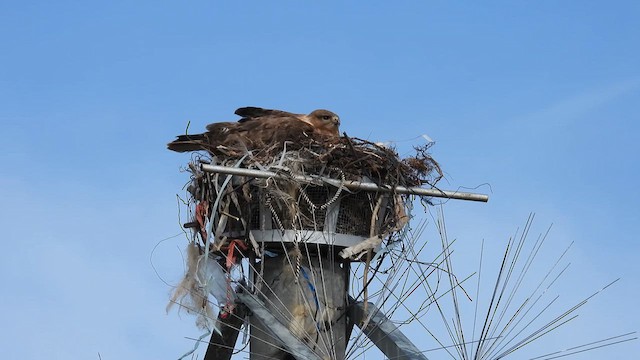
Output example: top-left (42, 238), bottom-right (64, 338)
top-left (195, 200), bottom-right (209, 242)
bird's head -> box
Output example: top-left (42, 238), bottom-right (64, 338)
top-left (307, 109), bottom-right (340, 136)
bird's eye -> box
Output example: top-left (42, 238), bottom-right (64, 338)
top-left (322, 115), bottom-right (330, 120)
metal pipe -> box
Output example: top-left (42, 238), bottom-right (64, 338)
top-left (200, 164), bottom-right (489, 202)
top-left (237, 292), bottom-right (324, 360)
top-left (350, 297), bottom-right (429, 360)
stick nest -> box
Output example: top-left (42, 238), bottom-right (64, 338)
top-left (179, 134), bottom-right (442, 260)
top-left (202, 135), bottom-right (442, 189)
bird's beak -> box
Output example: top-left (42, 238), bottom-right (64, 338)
top-left (333, 117), bottom-right (340, 126)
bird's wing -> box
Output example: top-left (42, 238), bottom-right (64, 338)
top-left (235, 115), bottom-right (316, 146)
top-left (234, 107), bottom-right (304, 123)
top-left (195, 117), bottom-right (316, 152)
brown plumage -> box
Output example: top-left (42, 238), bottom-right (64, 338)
top-left (167, 106), bottom-right (341, 154)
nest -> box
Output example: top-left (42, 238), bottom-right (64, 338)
top-left (180, 135), bottom-right (441, 259)
top-left (205, 135), bottom-right (441, 186)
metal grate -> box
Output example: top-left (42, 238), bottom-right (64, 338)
top-left (298, 185), bottom-right (329, 231)
top-left (336, 191), bottom-right (373, 237)
top-left (247, 183), bottom-right (380, 237)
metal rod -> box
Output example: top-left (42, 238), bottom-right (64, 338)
top-left (350, 298), bottom-right (429, 360)
top-left (201, 164), bottom-right (489, 202)
top-left (204, 306), bottom-right (246, 360)
top-left (236, 292), bottom-right (324, 360)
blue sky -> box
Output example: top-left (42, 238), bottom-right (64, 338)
top-left (1, 1), bottom-right (638, 359)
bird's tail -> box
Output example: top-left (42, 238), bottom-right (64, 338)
top-left (167, 134), bottom-right (209, 152)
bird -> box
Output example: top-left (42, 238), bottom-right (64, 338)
top-left (167, 106), bottom-right (341, 154)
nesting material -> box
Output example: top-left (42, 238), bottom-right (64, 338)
top-left (181, 136), bottom-right (441, 252)
top-left (167, 242), bottom-right (228, 334)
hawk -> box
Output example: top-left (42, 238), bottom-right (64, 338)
top-left (167, 106), bottom-right (341, 154)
